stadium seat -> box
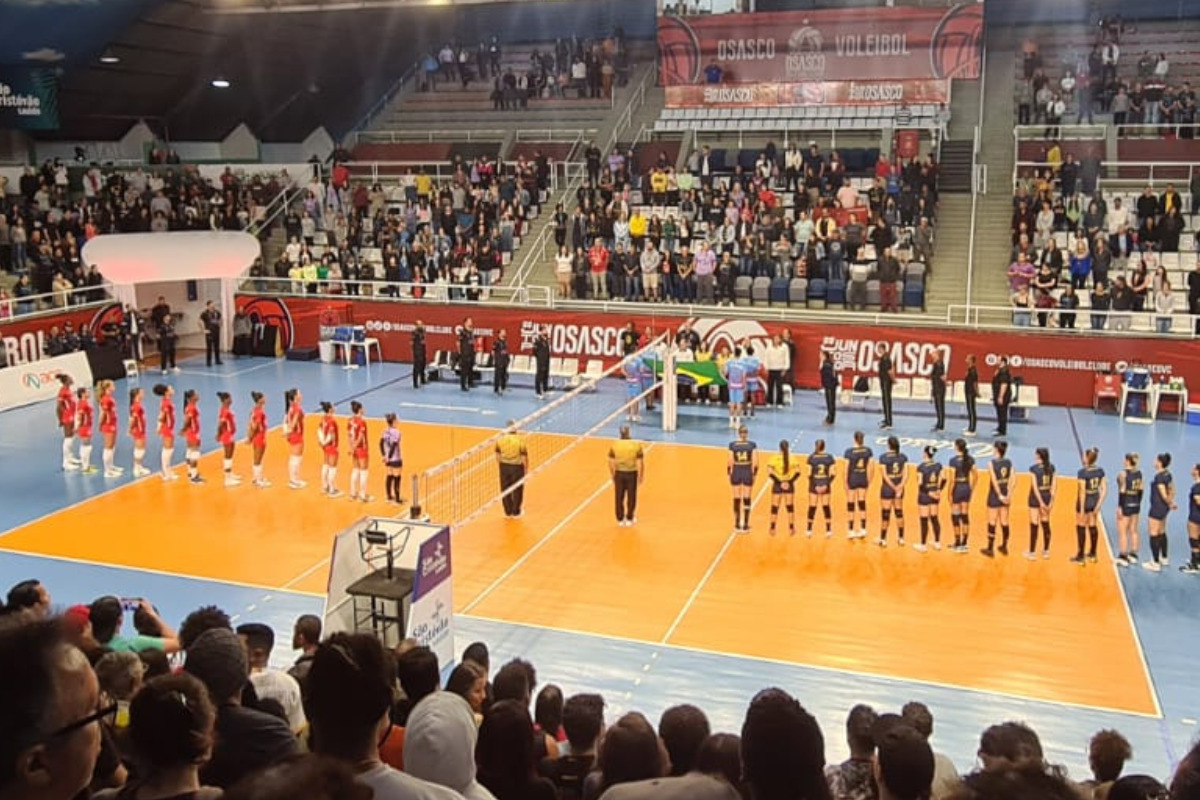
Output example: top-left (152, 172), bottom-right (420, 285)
top-left (769, 277), bottom-right (790, 305)
top-left (807, 278), bottom-right (827, 308)
top-left (904, 262), bottom-right (927, 280)
top-left (750, 276), bottom-right (771, 305)
top-left (789, 278), bottom-right (808, 306)
top-left (826, 279), bottom-right (846, 307)
top-left (865, 279), bottom-right (881, 307)
top-left (734, 275), bottom-right (753, 305)
top-left (904, 278), bottom-right (925, 310)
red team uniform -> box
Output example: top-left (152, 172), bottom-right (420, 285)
top-left (159, 399), bottom-right (176, 439)
top-left (129, 402), bottom-right (147, 440)
top-left (218, 407), bottom-right (237, 447)
top-left (58, 387), bottom-right (75, 429)
top-left (250, 407), bottom-right (267, 449)
top-left (183, 404), bottom-right (201, 449)
top-left (321, 416), bottom-right (339, 457)
top-left (287, 403), bottom-right (304, 446)
top-left (99, 395), bottom-right (118, 435)
top-left (349, 417), bottom-right (368, 460)
top-left (76, 399), bottom-right (94, 439)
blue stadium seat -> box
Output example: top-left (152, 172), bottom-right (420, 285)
top-left (826, 279), bottom-right (846, 307)
top-left (904, 278), bottom-right (925, 310)
top-left (769, 277), bottom-right (790, 305)
top-left (807, 278), bottom-right (827, 308)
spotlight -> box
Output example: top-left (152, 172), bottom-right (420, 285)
top-left (99, 49), bottom-right (120, 64)
top-left (211, 77), bottom-right (231, 89)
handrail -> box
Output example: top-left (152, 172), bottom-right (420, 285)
top-left (341, 158), bottom-right (573, 193)
top-left (245, 181), bottom-right (300, 238)
top-left (603, 65), bottom-right (653, 157)
top-left (1011, 159), bottom-right (1196, 192)
top-left (239, 276), bottom-right (553, 308)
top-left (945, 303), bottom-right (1200, 337)
top-left (349, 60), bottom-right (422, 143)
top-left (514, 129), bottom-right (594, 142)
top-left (963, 15), bottom-right (989, 325)
top-left (1, 284), bottom-right (116, 321)
top-left (355, 129), bottom-right (512, 144)
top-left (1013, 123), bottom-right (1200, 140)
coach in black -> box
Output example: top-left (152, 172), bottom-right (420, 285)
top-left (493, 329), bottom-right (510, 395)
top-left (620, 321), bottom-right (639, 355)
top-left (877, 344), bottom-right (894, 430)
top-left (411, 321), bottom-right (427, 388)
top-left (930, 350), bottom-right (947, 432)
top-left (963, 354), bottom-right (979, 436)
top-left (992, 356), bottom-right (1013, 436)
top-left (820, 350), bottom-right (838, 425)
top-left (533, 327), bottom-right (551, 398)
top-left (200, 301), bottom-right (223, 367)
top-left (457, 317), bottom-right (476, 392)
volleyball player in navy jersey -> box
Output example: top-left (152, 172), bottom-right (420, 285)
top-left (1144, 453), bottom-right (1176, 572)
top-left (728, 425), bottom-right (758, 533)
top-left (948, 438), bottom-right (976, 553)
top-left (981, 440), bottom-right (1013, 558)
top-left (1116, 453), bottom-right (1144, 566)
top-left (1026, 447), bottom-right (1056, 560)
top-left (806, 439), bottom-right (836, 538)
top-left (1073, 447), bottom-right (1107, 566)
top-left (914, 446), bottom-right (944, 552)
top-left (843, 431), bottom-right (873, 540)
top-left (1182, 465), bottom-right (1200, 574)
top-left (878, 437), bottom-right (908, 547)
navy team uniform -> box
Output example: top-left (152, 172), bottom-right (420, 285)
top-left (806, 451), bottom-right (836, 536)
top-left (1148, 470), bottom-right (1173, 521)
top-left (1119, 469), bottom-right (1144, 517)
top-left (878, 451), bottom-right (908, 544)
top-left (729, 440), bottom-right (758, 486)
top-left (916, 461), bottom-right (943, 547)
top-left (845, 446), bottom-right (873, 489)
top-left (1074, 464), bottom-right (1106, 563)
top-left (982, 457), bottom-right (1013, 557)
top-left (1028, 461), bottom-right (1055, 555)
top-left (948, 456), bottom-right (973, 504)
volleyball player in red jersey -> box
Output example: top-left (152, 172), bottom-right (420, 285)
top-left (247, 391), bottom-right (270, 488)
top-left (285, 388), bottom-right (306, 489)
top-left (317, 401), bottom-right (341, 497)
top-left (57, 374), bottom-right (79, 471)
top-left (216, 392), bottom-right (241, 487)
top-left (347, 401), bottom-right (372, 503)
top-left (154, 384), bottom-right (178, 480)
top-left (75, 386), bottom-right (96, 474)
top-left (182, 389), bottom-right (204, 484)
top-left (97, 380), bottom-right (123, 478)
top-left (128, 387), bottom-right (150, 478)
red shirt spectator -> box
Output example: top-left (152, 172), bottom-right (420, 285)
top-left (588, 244), bottom-right (609, 274)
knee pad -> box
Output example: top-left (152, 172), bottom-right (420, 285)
top-left (882, 509), bottom-right (891, 524)
top-left (847, 503), bottom-right (856, 514)
top-left (858, 500), bottom-right (867, 513)
top-left (786, 504), bottom-right (795, 514)
top-left (894, 510), bottom-right (904, 521)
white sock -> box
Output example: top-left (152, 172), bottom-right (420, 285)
top-left (62, 438), bottom-right (74, 463)
top-left (223, 458), bottom-right (233, 475)
top-left (187, 449), bottom-right (199, 478)
top-left (253, 464), bottom-right (263, 482)
top-left (358, 469), bottom-right (368, 497)
top-left (328, 466), bottom-right (337, 491)
top-left (161, 447), bottom-right (174, 473)
top-left (133, 448), bottom-right (145, 469)
top-left (319, 464), bottom-right (329, 489)
top-left (103, 448), bottom-right (114, 471)
top-left (289, 456), bottom-right (301, 483)
top-left (80, 444), bottom-right (92, 467)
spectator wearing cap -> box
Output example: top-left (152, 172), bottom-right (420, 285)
top-left (900, 702), bottom-right (959, 800)
top-left (237, 623), bottom-right (306, 734)
top-left (88, 597), bottom-right (181, 655)
top-left (288, 614), bottom-right (321, 690)
top-left (185, 628), bottom-right (298, 788)
top-left (742, 688), bottom-right (830, 800)
top-left (305, 632), bottom-right (463, 800)
top-left (827, 704), bottom-right (879, 800)
top-left (873, 719), bottom-right (934, 800)
top-left (0, 618), bottom-right (103, 800)
top-left (405, 692), bottom-right (497, 800)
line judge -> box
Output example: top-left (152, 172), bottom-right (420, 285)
top-left (609, 425), bottom-right (645, 527)
top-left (495, 420), bottom-right (528, 518)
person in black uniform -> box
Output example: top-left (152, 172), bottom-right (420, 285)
top-left (157, 312), bottom-right (178, 374)
top-left (200, 301), bottom-right (223, 367)
top-left (930, 350), bottom-right (947, 432)
top-left (820, 350), bottom-right (837, 426)
top-left (620, 321), bottom-right (639, 356)
top-left (411, 320), bottom-right (428, 389)
top-left (457, 317), bottom-right (476, 391)
top-left (533, 326), bottom-right (551, 398)
top-left (963, 354), bottom-right (979, 436)
top-left (992, 356), bottom-right (1013, 436)
top-left (877, 344), bottom-right (894, 429)
top-left (493, 329), bottom-right (510, 395)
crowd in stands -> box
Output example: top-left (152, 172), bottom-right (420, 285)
top-left (3, 578), bottom-right (1200, 800)
top-left (421, 33), bottom-right (630, 104)
top-left (1007, 148), bottom-right (1200, 330)
top-left (549, 141), bottom-right (937, 308)
top-left (1017, 28), bottom-right (1198, 136)
top-left (249, 153), bottom-right (547, 299)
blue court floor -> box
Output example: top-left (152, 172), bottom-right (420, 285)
top-left (1, 353), bottom-right (1198, 780)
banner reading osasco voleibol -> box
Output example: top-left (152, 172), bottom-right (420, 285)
top-left (0, 69), bottom-right (60, 130)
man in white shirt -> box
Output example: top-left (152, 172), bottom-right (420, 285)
top-left (836, 178), bottom-right (859, 210)
top-left (764, 335), bottom-right (791, 407)
top-left (1105, 198), bottom-right (1129, 237)
top-left (236, 623), bottom-right (306, 734)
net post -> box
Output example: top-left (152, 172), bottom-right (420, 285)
top-left (409, 474), bottom-right (422, 519)
top-left (663, 346), bottom-right (678, 433)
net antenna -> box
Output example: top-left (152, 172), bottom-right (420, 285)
top-left (358, 520), bottom-right (412, 580)
top-left (413, 332), bottom-right (670, 528)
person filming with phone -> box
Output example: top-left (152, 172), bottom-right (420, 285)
top-left (87, 595), bottom-right (182, 654)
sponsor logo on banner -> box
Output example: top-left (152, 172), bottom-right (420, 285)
top-left (703, 85), bottom-right (758, 105)
top-left (408, 527), bottom-right (454, 668)
top-left (785, 27), bottom-right (826, 80)
top-left (822, 335), bottom-right (950, 377)
top-left (21, 368), bottom-right (60, 390)
top-left (847, 82), bottom-right (907, 102)
top-left (0, 81), bottom-right (42, 117)
top-left (691, 318), bottom-right (772, 356)
top-left (520, 320), bottom-right (624, 358)
top-left (238, 297), bottom-right (296, 350)
top-left (983, 351), bottom-right (1174, 376)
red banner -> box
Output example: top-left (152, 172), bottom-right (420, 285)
top-left (664, 79), bottom-right (950, 108)
top-left (659, 4), bottom-right (981, 86)
top-left (0, 304), bottom-right (123, 367)
top-left (229, 295), bottom-right (1200, 410)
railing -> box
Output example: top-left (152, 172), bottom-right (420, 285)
top-left (514, 129), bottom-right (595, 143)
top-left (349, 60), bottom-right (422, 142)
top-left (603, 64), bottom-right (653, 157)
top-left (341, 158), bottom-right (573, 194)
top-left (1, 284), bottom-right (116, 322)
top-left (238, 276), bottom-right (553, 307)
top-left (1013, 122), bottom-right (1200, 141)
top-left (964, 17), bottom-right (990, 318)
top-left (245, 181), bottom-right (302, 238)
top-left (355, 129), bottom-right (510, 145)
top-left (947, 304), bottom-right (1200, 336)
top-left (1011, 158), bottom-right (1198, 194)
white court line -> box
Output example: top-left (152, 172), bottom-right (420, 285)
top-left (398, 401), bottom-right (499, 415)
top-left (461, 444), bottom-right (658, 615)
top-left (279, 557), bottom-right (331, 591)
top-left (459, 611), bottom-right (1163, 720)
top-left (173, 360), bottom-right (282, 379)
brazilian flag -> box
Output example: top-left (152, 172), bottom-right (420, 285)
top-left (655, 359), bottom-right (727, 388)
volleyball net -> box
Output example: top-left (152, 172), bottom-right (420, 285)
top-left (412, 335), bottom-right (669, 528)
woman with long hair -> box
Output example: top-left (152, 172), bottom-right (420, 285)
top-left (476, 700), bottom-right (559, 800)
top-left (1116, 453), bottom-right (1144, 566)
top-left (1074, 447), bottom-right (1108, 566)
top-left (317, 401), bottom-right (340, 497)
top-left (915, 445), bottom-right (944, 552)
top-left (878, 436), bottom-right (908, 547)
top-left (154, 384), bottom-right (177, 481)
top-left (843, 430), bottom-right (873, 541)
top-left (554, 244), bottom-right (572, 299)
top-left (1021, 447), bottom-right (1055, 560)
top-left (1183, 464), bottom-right (1200, 575)
top-left (981, 439), bottom-right (1013, 558)
top-left (380, 413), bottom-right (403, 504)
top-left (75, 385), bottom-right (96, 474)
top-left (767, 439), bottom-right (801, 537)
top-left (97, 379), bottom-right (123, 478)
top-left (1144, 452), bottom-right (1176, 572)
top-left (948, 438), bottom-right (976, 553)
top-left (182, 389), bottom-right (203, 484)
top-left (129, 387), bottom-right (149, 478)
top-left (284, 388), bottom-right (306, 489)
top-left (347, 401), bottom-right (371, 502)
top-left (806, 439), bottom-right (835, 538)
top-left (216, 392), bottom-right (240, 487)
top-left (247, 391), bottom-right (270, 488)
top-left (57, 374), bottom-right (79, 471)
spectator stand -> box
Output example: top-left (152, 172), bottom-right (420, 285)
top-left (657, 103), bottom-right (944, 148)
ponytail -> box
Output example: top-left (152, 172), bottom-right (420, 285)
top-left (319, 401), bottom-right (333, 414)
top-left (923, 445), bottom-right (936, 459)
top-left (350, 401), bottom-right (363, 414)
top-left (129, 388), bottom-right (140, 405)
top-left (251, 391), bottom-right (264, 404)
top-left (216, 392), bottom-right (231, 404)
top-left (153, 384), bottom-right (169, 397)
top-left (780, 440), bottom-right (790, 472)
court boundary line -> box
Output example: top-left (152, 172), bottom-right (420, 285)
top-left (459, 610), bottom-right (1163, 719)
top-left (173, 360), bottom-right (282, 379)
top-left (460, 444), bottom-right (659, 616)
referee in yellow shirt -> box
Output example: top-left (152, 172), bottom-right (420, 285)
top-left (609, 425), bottom-right (645, 527)
top-left (495, 421), bottom-right (528, 518)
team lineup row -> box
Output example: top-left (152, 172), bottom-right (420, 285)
top-left (50, 377), bottom-right (407, 504)
top-left (725, 428), bottom-right (1200, 573)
